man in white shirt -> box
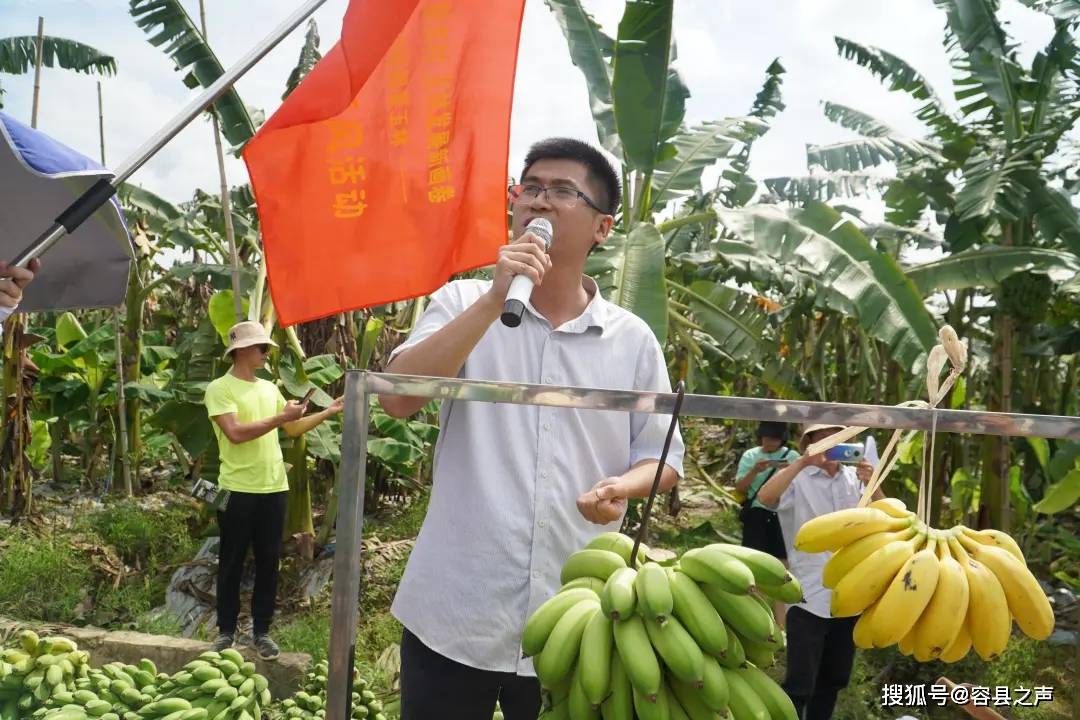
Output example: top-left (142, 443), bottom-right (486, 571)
top-left (757, 423), bottom-right (882, 720)
top-left (379, 138), bottom-right (684, 720)
top-left (0, 259), bottom-right (39, 326)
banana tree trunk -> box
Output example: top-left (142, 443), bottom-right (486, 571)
top-left (284, 435), bottom-right (314, 538)
top-left (123, 264), bottom-right (145, 487)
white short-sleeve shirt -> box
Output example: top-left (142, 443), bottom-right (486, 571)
top-left (388, 278), bottom-right (684, 674)
top-left (774, 464), bottom-right (864, 619)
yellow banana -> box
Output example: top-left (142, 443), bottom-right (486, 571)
top-left (535, 600), bottom-right (601, 688)
top-left (911, 540), bottom-right (969, 661)
top-left (612, 615), bottom-right (662, 701)
top-left (561, 550), bottom-right (628, 585)
top-left (601, 568), bottom-right (638, 620)
top-left (947, 537), bottom-right (1011, 660)
top-left (957, 532), bottom-right (1053, 640)
top-left (522, 589), bottom-right (601, 657)
top-left (869, 497), bottom-right (913, 519)
top-left (896, 627), bottom-right (915, 656)
top-left (578, 611), bottom-right (613, 707)
top-left (939, 617), bottom-right (972, 663)
top-left (636, 563), bottom-right (674, 625)
top-left (958, 526), bottom-right (1025, 565)
top-left (679, 548), bottom-right (755, 594)
top-left (853, 603), bottom-right (878, 649)
top-left (668, 570), bottom-right (729, 656)
top-left (868, 537), bottom-right (941, 647)
top-left (830, 534), bottom-right (920, 617)
top-left (822, 525), bottom-right (919, 589)
top-left (643, 617), bottom-right (705, 686)
top-left (700, 585), bottom-right (776, 644)
top-left (794, 507), bottom-right (912, 553)
top-left (600, 649), bottom-right (633, 720)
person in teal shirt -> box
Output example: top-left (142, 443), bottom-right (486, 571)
top-left (734, 422), bottom-right (798, 625)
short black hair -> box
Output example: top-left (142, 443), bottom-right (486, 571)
top-left (521, 137), bottom-right (621, 215)
top-left (755, 421), bottom-right (790, 443)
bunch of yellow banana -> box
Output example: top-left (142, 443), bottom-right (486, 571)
top-left (522, 532), bottom-right (802, 719)
top-left (0, 631), bottom-right (91, 720)
top-left (795, 498), bottom-right (1054, 662)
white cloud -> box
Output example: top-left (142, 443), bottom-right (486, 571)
top-left (1, 0), bottom-right (1052, 210)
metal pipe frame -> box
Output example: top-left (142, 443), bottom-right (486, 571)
top-left (325, 370), bottom-right (1079, 718)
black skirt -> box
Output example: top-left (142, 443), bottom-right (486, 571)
top-left (740, 505), bottom-right (787, 559)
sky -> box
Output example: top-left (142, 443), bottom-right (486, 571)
top-left (1, 0), bottom-right (1054, 209)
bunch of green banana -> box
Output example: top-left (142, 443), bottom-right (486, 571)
top-left (267, 659), bottom-right (385, 720)
top-left (0, 631), bottom-right (91, 720)
top-left (523, 533), bottom-right (802, 719)
top-left (798, 498), bottom-right (1054, 662)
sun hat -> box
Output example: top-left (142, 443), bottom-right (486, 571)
top-left (223, 321), bottom-right (277, 360)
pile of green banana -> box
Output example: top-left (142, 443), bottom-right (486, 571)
top-left (796, 498), bottom-right (1055, 662)
top-left (268, 659), bottom-right (386, 720)
top-left (34, 647), bottom-right (272, 720)
top-left (523, 532), bottom-right (802, 719)
top-left (0, 631), bottom-right (91, 720)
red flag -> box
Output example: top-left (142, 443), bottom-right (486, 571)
top-left (244, 0), bottom-right (526, 325)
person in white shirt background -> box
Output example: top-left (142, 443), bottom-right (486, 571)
top-left (756, 423), bottom-right (882, 720)
top-left (0, 259), bottom-right (40, 327)
top-left (378, 137), bottom-right (684, 720)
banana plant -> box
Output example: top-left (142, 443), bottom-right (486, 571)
top-left (0, 33), bottom-right (115, 107)
top-left (762, 0), bottom-right (1080, 526)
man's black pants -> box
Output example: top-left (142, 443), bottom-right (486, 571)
top-left (216, 490), bottom-right (288, 636)
top-left (782, 605), bottom-right (858, 720)
top-left (400, 628), bottom-right (541, 720)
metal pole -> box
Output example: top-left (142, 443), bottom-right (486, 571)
top-left (97, 81), bottom-right (106, 165)
top-left (326, 372), bottom-right (368, 720)
top-left (363, 372), bottom-right (1080, 441)
top-left (198, 0), bottom-right (244, 322)
top-left (9, 0), bottom-right (332, 269)
top-left (30, 17), bottom-right (44, 129)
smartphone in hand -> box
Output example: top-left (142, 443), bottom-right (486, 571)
top-left (825, 443), bottom-right (865, 463)
top-left (300, 387), bottom-right (316, 405)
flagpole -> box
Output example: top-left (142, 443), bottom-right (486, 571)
top-left (9, 0), bottom-right (332, 269)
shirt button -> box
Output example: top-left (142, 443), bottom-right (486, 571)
top-left (538, 520), bottom-right (546, 528)
top-left (545, 376), bottom-right (553, 383)
top-left (541, 470), bottom-right (548, 478)
top-left (532, 570), bottom-right (541, 579)
top-left (543, 422), bottom-right (551, 431)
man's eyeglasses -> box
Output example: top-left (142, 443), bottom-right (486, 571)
top-left (508, 183), bottom-right (607, 213)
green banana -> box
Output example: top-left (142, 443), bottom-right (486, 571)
top-left (535, 600), bottom-right (601, 688)
top-left (715, 628), bottom-right (745, 670)
top-left (736, 663), bottom-right (798, 720)
top-left (522, 589), bottom-right (601, 657)
top-left (568, 664), bottom-right (599, 720)
top-left (643, 617), bottom-right (705, 686)
top-left (635, 563), bottom-right (674, 625)
top-left (632, 683), bottom-right (670, 720)
top-left (699, 654), bottom-right (729, 711)
top-left (561, 577), bottom-right (608, 595)
top-left (585, 532), bottom-right (645, 566)
top-left (561, 549), bottom-right (627, 585)
top-left (599, 650), bottom-right (633, 720)
top-left (612, 615), bottom-right (661, 701)
top-left (668, 570), bottom-right (729, 656)
top-left (708, 544), bottom-right (790, 586)
top-left (701, 585), bottom-right (776, 644)
top-left (600, 568), bottom-right (637, 620)
top-left (756, 576), bottom-right (803, 604)
top-left (578, 611), bottom-right (613, 707)
top-left (668, 676), bottom-right (715, 720)
top-left (723, 668), bottom-right (769, 720)
top-left (678, 548), bottom-right (755, 594)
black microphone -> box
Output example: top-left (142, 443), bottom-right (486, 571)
top-left (500, 217), bottom-right (553, 327)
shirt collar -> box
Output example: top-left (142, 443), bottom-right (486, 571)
top-left (525, 275), bottom-right (608, 335)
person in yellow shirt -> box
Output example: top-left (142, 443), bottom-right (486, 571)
top-left (204, 321), bottom-right (343, 659)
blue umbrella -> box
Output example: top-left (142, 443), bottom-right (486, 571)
top-left (0, 111), bottom-right (133, 312)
